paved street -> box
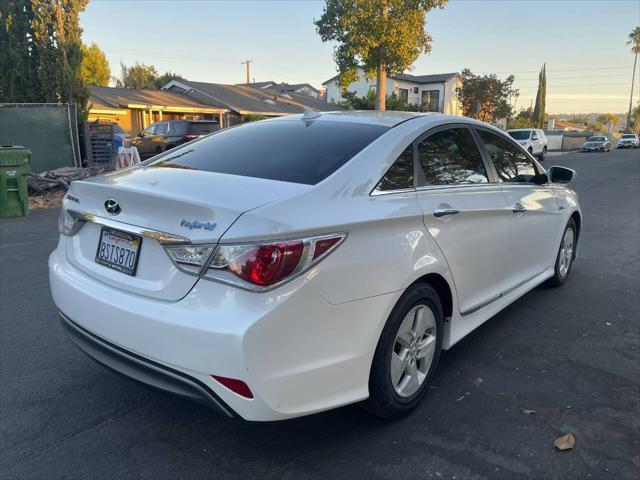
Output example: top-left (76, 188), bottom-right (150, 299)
top-left (1, 149), bottom-right (639, 480)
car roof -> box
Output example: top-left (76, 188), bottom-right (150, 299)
top-left (507, 128), bottom-right (533, 132)
top-left (266, 110), bottom-right (439, 128)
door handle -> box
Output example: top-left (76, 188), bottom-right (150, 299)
top-left (434, 208), bottom-right (460, 218)
top-left (512, 202), bottom-right (527, 213)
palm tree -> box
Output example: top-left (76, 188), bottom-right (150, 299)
top-left (626, 27), bottom-right (640, 131)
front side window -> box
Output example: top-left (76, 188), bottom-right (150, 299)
top-left (154, 123), bottom-right (167, 135)
top-left (477, 129), bottom-right (537, 183)
top-left (417, 128), bottom-right (488, 185)
top-left (148, 120), bottom-right (389, 185)
top-left (375, 146), bottom-right (414, 191)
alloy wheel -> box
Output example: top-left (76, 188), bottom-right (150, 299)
top-left (391, 305), bottom-right (437, 398)
top-left (559, 227), bottom-right (574, 278)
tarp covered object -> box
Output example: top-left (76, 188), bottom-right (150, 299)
top-left (0, 104), bottom-right (80, 173)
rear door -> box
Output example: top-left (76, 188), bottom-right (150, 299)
top-left (415, 125), bottom-right (512, 314)
top-left (475, 128), bottom-right (559, 288)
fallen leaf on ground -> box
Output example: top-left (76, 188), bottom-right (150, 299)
top-left (521, 408), bottom-right (537, 415)
top-left (554, 432), bottom-right (576, 451)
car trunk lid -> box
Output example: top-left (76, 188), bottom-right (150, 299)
top-left (64, 166), bottom-right (308, 301)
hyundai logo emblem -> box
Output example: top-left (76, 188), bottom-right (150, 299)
top-left (104, 199), bottom-right (121, 215)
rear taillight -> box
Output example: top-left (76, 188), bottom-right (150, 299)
top-left (58, 205), bottom-right (85, 236)
top-left (181, 134), bottom-right (199, 141)
top-left (164, 233), bottom-right (346, 291)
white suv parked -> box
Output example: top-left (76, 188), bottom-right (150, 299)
top-left (617, 133), bottom-right (639, 149)
top-left (50, 112), bottom-right (581, 421)
top-left (508, 128), bottom-right (548, 161)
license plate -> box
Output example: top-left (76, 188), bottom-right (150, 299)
top-left (95, 227), bottom-right (142, 276)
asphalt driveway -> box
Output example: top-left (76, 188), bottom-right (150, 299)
top-left (1, 148), bottom-right (639, 479)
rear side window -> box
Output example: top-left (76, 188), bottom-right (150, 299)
top-left (376, 146), bottom-right (414, 191)
top-left (187, 122), bottom-right (219, 135)
top-left (477, 129), bottom-right (537, 183)
top-left (149, 120), bottom-right (389, 185)
top-left (417, 127), bottom-right (488, 185)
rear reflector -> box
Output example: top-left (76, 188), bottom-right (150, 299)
top-left (212, 375), bottom-right (254, 399)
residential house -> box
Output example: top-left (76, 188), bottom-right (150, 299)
top-left (88, 86), bottom-right (227, 134)
top-left (163, 79), bottom-right (335, 127)
top-left (323, 68), bottom-right (462, 115)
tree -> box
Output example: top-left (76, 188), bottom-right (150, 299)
top-left (81, 42), bottom-right (110, 86)
top-left (0, 0), bottom-right (89, 117)
top-left (626, 26), bottom-right (640, 131)
top-left (114, 61), bottom-right (158, 89)
top-left (630, 102), bottom-right (640, 133)
top-left (315, 0), bottom-right (447, 111)
top-left (456, 68), bottom-right (517, 123)
top-left (596, 113), bottom-right (620, 127)
top-left (531, 64), bottom-right (546, 129)
top-left (153, 70), bottom-right (184, 89)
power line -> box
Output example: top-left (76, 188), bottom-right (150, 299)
top-left (476, 65), bottom-right (630, 74)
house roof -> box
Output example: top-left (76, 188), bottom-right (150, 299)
top-left (393, 72), bottom-right (461, 84)
top-left (236, 81), bottom-right (321, 95)
top-left (165, 80), bottom-right (335, 116)
top-left (322, 70), bottom-right (460, 85)
top-left (89, 85), bottom-right (227, 112)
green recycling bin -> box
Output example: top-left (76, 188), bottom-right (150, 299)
top-left (0, 145), bottom-right (32, 218)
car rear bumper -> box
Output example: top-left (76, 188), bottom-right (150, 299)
top-left (59, 311), bottom-right (235, 417)
top-left (49, 242), bottom-right (393, 420)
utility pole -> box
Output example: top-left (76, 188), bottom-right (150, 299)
top-left (241, 59), bottom-right (252, 84)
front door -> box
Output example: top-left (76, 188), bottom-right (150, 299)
top-left (414, 126), bottom-right (511, 314)
top-left (475, 128), bottom-right (559, 288)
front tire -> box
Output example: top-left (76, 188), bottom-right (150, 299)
top-left (363, 283), bottom-right (443, 419)
top-left (546, 218), bottom-right (577, 287)
top-left (537, 146), bottom-right (547, 161)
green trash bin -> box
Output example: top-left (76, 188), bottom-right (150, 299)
top-left (0, 145), bottom-right (32, 218)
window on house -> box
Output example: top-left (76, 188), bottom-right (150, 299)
top-left (413, 87), bottom-right (419, 94)
top-left (368, 85), bottom-right (377, 93)
top-left (398, 88), bottom-right (409, 102)
top-left (421, 90), bottom-right (440, 112)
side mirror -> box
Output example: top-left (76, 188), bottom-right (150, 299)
top-left (548, 166), bottom-right (575, 184)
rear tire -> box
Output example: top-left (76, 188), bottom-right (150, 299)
top-left (362, 283), bottom-right (443, 419)
top-left (546, 218), bottom-right (577, 287)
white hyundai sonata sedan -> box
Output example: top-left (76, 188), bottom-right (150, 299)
top-left (49, 111), bottom-right (581, 421)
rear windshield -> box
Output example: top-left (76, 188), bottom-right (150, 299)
top-left (621, 134), bottom-right (636, 139)
top-left (587, 136), bottom-right (605, 142)
top-left (187, 122), bottom-right (219, 135)
top-left (508, 130), bottom-right (531, 140)
top-left (148, 120), bottom-right (389, 184)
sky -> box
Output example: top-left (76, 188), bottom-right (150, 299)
top-left (81, 0), bottom-right (640, 114)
